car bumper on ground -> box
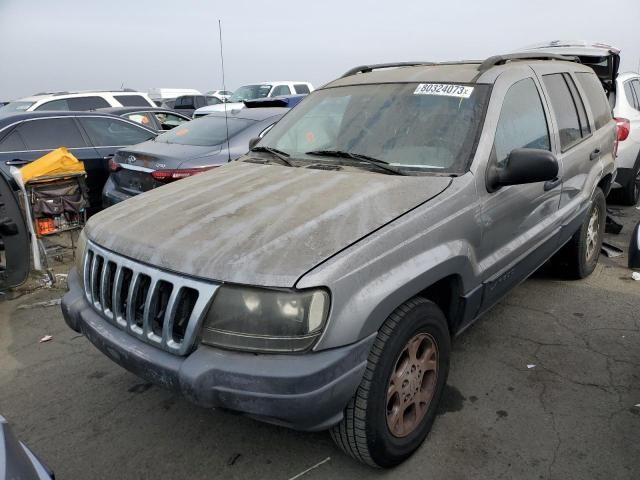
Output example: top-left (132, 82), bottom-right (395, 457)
top-left (101, 176), bottom-right (137, 208)
top-left (61, 269), bottom-right (373, 432)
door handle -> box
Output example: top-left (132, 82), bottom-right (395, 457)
top-left (544, 177), bottom-right (562, 191)
top-left (5, 159), bottom-right (29, 166)
top-left (589, 148), bottom-right (601, 161)
top-left (103, 154), bottom-right (115, 161)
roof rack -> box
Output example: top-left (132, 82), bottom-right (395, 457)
top-left (478, 53), bottom-right (580, 72)
top-left (340, 62), bottom-right (435, 78)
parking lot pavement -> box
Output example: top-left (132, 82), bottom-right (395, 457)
top-left (1, 206), bottom-right (639, 480)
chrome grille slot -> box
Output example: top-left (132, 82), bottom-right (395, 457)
top-left (150, 281), bottom-right (173, 337)
top-left (82, 240), bottom-right (219, 355)
top-left (173, 287), bottom-right (199, 341)
top-left (133, 274), bottom-right (151, 330)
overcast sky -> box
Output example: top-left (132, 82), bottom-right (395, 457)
top-left (1, 0), bottom-right (639, 100)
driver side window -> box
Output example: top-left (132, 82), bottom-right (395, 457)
top-left (494, 78), bottom-right (550, 167)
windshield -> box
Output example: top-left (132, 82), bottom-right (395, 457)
top-left (229, 85), bottom-right (272, 103)
top-left (260, 82), bottom-right (490, 173)
top-left (155, 116), bottom-right (253, 146)
top-left (0, 101), bottom-right (35, 113)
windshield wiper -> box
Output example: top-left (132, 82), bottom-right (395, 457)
top-left (250, 146), bottom-right (295, 167)
top-left (305, 150), bottom-right (405, 175)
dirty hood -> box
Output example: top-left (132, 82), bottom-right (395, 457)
top-left (86, 162), bottom-right (451, 287)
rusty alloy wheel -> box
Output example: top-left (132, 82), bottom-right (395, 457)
top-left (386, 333), bottom-right (438, 438)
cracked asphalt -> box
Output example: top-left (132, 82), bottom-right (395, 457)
top-left (1, 205), bottom-right (639, 480)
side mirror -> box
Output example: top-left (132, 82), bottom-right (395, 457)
top-left (487, 148), bottom-right (559, 192)
top-left (248, 137), bottom-right (260, 150)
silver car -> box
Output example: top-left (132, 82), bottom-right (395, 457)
top-left (62, 53), bottom-right (616, 467)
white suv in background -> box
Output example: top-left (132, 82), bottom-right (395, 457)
top-left (520, 40), bottom-right (640, 205)
top-left (193, 81), bottom-right (313, 117)
top-left (613, 72), bottom-right (640, 204)
top-left (0, 90), bottom-right (156, 113)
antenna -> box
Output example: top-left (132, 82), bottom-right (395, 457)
top-left (218, 19), bottom-right (231, 162)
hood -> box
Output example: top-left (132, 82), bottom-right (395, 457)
top-left (86, 162), bottom-right (451, 287)
top-left (118, 141), bottom-right (222, 169)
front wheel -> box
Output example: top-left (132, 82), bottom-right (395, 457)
top-left (330, 298), bottom-right (450, 468)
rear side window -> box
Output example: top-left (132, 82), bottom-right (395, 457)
top-left (629, 80), bottom-right (640, 111)
top-left (543, 74), bottom-right (588, 151)
top-left (79, 117), bottom-right (155, 146)
top-left (575, 72), bottom-right (613, 128)
top-left (206, 96), bottom-right (222, 105)
top-left (494, 78), bottom-right (550, 167)
top-left (35, 99), bottom-right (70, 111)
top-left (175, 97), bottom-right (193, 107)
top-left (271, 85), bottom-right (292, 96)
top-left (624, 82), bottom-right (639, 110)
top-left (0, 129), bottom-right (27, 152)
top-left (124, 112), bottom-right (156, 128)
top-left (15, 118), bottom-right (87, 150)
top-left (294, 84), bottom-right (310, 94)
top-left (67, 96), bottom-right (111, 110)
top-left (154, 112), bottom-right (189, 130)
top-left (564, 75), bottom-right (591, 137)
top-left (114, 95), bottom-right (152, 107)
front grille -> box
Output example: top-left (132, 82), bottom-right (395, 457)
top-left (83, 241), bottom-right (219, 355)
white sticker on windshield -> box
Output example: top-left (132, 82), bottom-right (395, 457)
top-left (414, 83), bottom-right (474, 98)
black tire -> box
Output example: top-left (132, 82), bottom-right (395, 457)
top-left (330, 297), bottom-right (450, 468)
top-left (557, 187), bottom-right (606, 279)
top-left (611, 164), bottom-right (640, 206)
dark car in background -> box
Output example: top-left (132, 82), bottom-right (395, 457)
top-left (0, 111), bottom-right (156, 212)
top-left (98, 107), bottom-right (192, 132)
top-left (102, 107), bottom-right (287, 206)
top-left (172, 94), bottom-right (224, 117)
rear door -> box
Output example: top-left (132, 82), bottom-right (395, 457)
top-left (533, 66), bottom-right (608, 229)
top-left (76, 116), bottom-right (156, 204)
top-left (0, 173), bottom-right (29, 290)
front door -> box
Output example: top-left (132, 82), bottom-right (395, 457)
top-left (0, 173), bottom-right (29, 290)
top-left (475, 69), bottom-right (563, 309)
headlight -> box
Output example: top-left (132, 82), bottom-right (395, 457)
top-left (74, 229), bottom-right (88, 286)
top-left (201, 284), bottom-right (330, 353)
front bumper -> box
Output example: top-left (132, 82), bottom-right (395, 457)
top-left (61, 269), bottom-right (373, 431)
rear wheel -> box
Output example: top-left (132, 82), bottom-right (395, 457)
top-left (330, 298), bottom-right (450, 467)
top-left (619, 165), bottom-right (640, 206)
top-left (556, 187), bottom-right (606, 279)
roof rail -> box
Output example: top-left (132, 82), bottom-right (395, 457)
top-left (340, 62), bottom-right (435, 78)
top-left (478, 53), bottom-right (580, 72)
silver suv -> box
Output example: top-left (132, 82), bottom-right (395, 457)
top-left (62, 53), bottom-right (616, 467)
